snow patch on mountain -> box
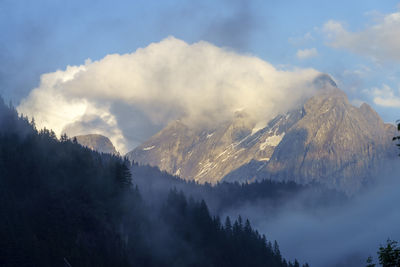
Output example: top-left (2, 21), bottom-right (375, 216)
top-left (259, 133), bottom-right (285, 150)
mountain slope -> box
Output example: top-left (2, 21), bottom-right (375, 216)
top-left (127, 76), bottom-right (397, 193)
top-left (74, 134), bottom-right (118, 154)
top-left (261, 87), bottom-right (396, 194)
top-left (127, 109), bottom-right (304, 184)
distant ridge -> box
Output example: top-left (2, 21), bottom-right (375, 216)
top-left (74, 134), bottom-right (118, 154)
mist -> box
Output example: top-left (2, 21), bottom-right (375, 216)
top-left (17, 37), bottom-right (320, 153)
top-left (223, 160), bottom-right (400, 266)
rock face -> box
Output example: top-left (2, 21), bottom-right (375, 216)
top-left (126, 109), bottom-right (301, 184)
top-left (261, 87), bottom-right (396, 194)
top-left (74, 134), bottom-right (118, 155)
top-left (126, 76), bottom-right (397, 194)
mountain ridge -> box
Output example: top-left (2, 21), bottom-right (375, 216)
top-left (126, 76), bottom-right (397, 194)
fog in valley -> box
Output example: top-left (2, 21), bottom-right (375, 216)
top-left (222, 161), bottom-right (400, 266)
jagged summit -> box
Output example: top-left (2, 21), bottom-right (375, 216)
top-left (74, 134), bottom-right (118, 155)
top-left (126, 83), bottom-right (397, 194)
top-left (313, 73), bottom-right (338, 88)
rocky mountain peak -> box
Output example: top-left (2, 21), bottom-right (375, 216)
top-left (126, 82), bottom-right (397, 194)
top-left (312, 73), bottom-right (338, 88)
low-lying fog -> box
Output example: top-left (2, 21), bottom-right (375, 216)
top-left (224, 160), bottom-right (400, 267)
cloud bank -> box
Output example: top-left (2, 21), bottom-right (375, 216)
top-left (224, 161), bottom-right (400, 266)
top-left (323, 11), bottom-right (400, 62)
top-left (18, 37), bottom-right (320, 153)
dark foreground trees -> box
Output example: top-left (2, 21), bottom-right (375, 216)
top-left (393, 120), bottom-right (400, 156)
top-left (366, 239), bottom-right (400, 267)
top-left (0, 98), bottom-right (305, 267)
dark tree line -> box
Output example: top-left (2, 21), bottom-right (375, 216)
top-left (0, 98), bottom-right (307, 266)
top-left (131, 162), bottom-right (346, 215)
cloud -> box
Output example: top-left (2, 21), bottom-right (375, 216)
top-left (18, 37), bottom-right (321, 153)
top-left (289, 32), bottom-right (314, 45)
top-left (323, 11), bottom-right (400, 62)
top-left (296, 48), bottom-right (318, 60)
top-left (367, 84), bottom-right (400, 108)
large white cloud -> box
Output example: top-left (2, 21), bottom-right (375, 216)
top-left (323, 11), bottom-right (400, 62)
top-left (18, 37), bottom-right (320, 153)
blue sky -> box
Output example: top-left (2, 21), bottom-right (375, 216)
top-left (1, 0), bottom-right (400, 123)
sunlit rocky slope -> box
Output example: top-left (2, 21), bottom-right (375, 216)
top-left (126, 75), bottom-right (397, 194)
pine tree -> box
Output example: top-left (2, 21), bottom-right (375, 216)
top-left (378, 239), bottom-right (400, 266)
top-left (115, 160), bottom-right (132, 188)
top-left (30, 117), bottom-right (36, 130)
top-left (60, 133), bottom-right (69, 142)
top-left (224, 216), bottom-right (232, 234)
top-left (244, 219), bottom-right (252, 234)
top-left (213, 216), bottom-right (222, 230)
top-left (238, 215), bottom-right (243, 228)
top-left (274, 240), bottom-right (282, 261)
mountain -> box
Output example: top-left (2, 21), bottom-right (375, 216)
top-left (74, 134), bottom-right (118, 154)
top-left (259, 87), bottom-right (395, 194)
top-left (225, 86), bottom-right (397, 194)
top-left (126, 75), bottom-right (397, 194)
top-left (127, 109), bottom-right (300, 183)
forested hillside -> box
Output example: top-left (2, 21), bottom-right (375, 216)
top-left (0, 98), bottom-right (306, 267)
top-left (131, 163), bottom-right (347, 215)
